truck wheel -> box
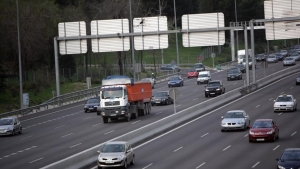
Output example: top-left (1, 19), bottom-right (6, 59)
top-left (147, 103), bottom-right (151, 114)
top-left (125, 114), bottom-right (130, 122)
top-left (103, 117), bottom-right (108, 123)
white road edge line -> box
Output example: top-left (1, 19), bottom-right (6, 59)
top-left (174, 147), bottom-right (183, 152)
top-left (193, 98), bottom-right (199, 101)
top-left (61, 133), bottom-right (73, 138)
top-left (278, 113), bottom-right (282, 115)
top-left (269, 98), bottom-right (273, 101)
top-left (223, 145), bottom-right (231, 151)
top-left (273, 145), bottom-right (280, 151)
top-left (196, 162), bottom-right (206, 169)
top-left (201, 133), bottom-right (209, 137)
top-left (252, 162), bottom-right (260, 168)
top-left (291, 131), bottom-right (297, 136)
top-left (256, 105), bottom-right (260, 108)
top-left (69, 143), bottom-right (82, 148)
top-left (290, 87), bottom-right (293, 89)
top-left (142, 163), bottom-right (153, 169)
top-left (29, 157), bottom-right (44, 163)
top-left (244, 134), bottom-right (249, 137)
top-left (104, 130), bottom-right (115, 135)
top-left (20, 135), bottom-right (32, 140)
top-left (131, 120), bottom-right (141, 124)
top-left (176, 104), bottom-right (181, 107)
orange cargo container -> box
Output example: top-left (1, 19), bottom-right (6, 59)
top-left (126, 82), bottom-right (152, 102)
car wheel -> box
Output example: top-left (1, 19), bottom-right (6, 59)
top-left (243, 124), bottom-right (247, 131)
top-left (168, 85), bottom-right (170, 88)
top-left (151, 103), bottom-right (154, 106)
top-left (123, 159), bottom-right (127, 169)
top-left (272, 134), bottom-right (276, 142)
top-left (103, 117), bottom-right (108, 123)
top-left (223, 88), bottom-right (225, 94)
top-left (84, 110), bottom-right (88, 113)
top-left (197, 82), bottom-right (199, 85)
top-left (227, 78), bottom-right (230, 81)
top-left (130, 156), bottom-right (135, 165)
top-left (11, 130), bottom-right (15, 136)
top-left (249, 139), bottom-right (252, 143)
top-left (98, 166), bottom-right (102, 169)
top-left (276, 132), bottom-right (279, 139)
top-left (205, 94), bottom-right (208, 98)
top-left (221, 129), bottom-right (225, 132)
top-left (19, 127), bottom-right (22, 134)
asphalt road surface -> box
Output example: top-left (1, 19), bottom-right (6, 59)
top-left (0, 61), bottom-right (297, 169)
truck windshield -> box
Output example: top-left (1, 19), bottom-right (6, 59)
top-left (102, 90), bottom-right (123, 99)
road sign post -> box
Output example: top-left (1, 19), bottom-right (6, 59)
top-left (211, 53), bottom-right (215, 68)
top-left (169, 88), bottom-right (179, 114)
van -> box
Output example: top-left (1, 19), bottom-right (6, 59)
top-left (197, 71), bottom-right (211, 84)
top-left (237, 49), bottom-right (251, 64)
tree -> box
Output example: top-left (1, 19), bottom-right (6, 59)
top-left (0, 66), bottom-right (9, 93)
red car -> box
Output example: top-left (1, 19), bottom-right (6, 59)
top-left (248, 119), bottom-right (279, 142)
top-left (187, 68), bottom-right (198, 78)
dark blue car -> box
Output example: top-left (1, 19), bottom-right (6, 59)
top-left (275, 53), bottom-right (284, 61)
top-left (168, 76), bottom-right (184, 87)
top-left (84, 97), bottom-right (100, 113)
top-left (276, 148), bottom-right (300, 169)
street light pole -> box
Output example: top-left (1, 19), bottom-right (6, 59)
top-left (129, 0), bottom-right (136, 81)
top-left (16, 0), bottom-right (23, 109)
top-left (173, 0), bottom-right (179, 65)
top-left (235, 0), bottom-right (239, 52)
top-left (159, 0), bottom-right (164, 65)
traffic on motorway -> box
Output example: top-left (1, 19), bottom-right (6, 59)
top-left (0, 56), bottom-right (300, 169)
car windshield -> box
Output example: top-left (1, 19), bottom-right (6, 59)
top-left (198, 74), bottom-right (208, 77)
top-left (298, 74), bottom-right (300, 78)
top-left (257, 54), bottom-right (264, 57)
top-left (224, 112), bottom-right (244, 118)
top-left (170, 77), bottom-right (180, 81)
top-left (242, 58), bottom-right (252, 62)
top-left (268, 55), bottom-right (275, 58)
top-left (207, 82), bottom-right (220, 87)
top-left (236, 65), bottom-right (244, 69)
top-left (228, 70), bottom-right (239, 74)
top-left (252, 121), bottom-right (273, 128)
top-left (0, 119), bottom-right (13, 125)
top-left (276, 54), bottom-right (282, 56)
top-left (280, 50), bottom-right (286, 53)
top-left (291, 53), bottom-right (298, 56)
top-left (87, 99), bottom-right (98, 103)
top-left (281, 151), bottom-right (300, 161)
top-left (284, 58), bottom-right (293, 60)
top-left (188, 69), bottom-right (196, 72)
top-left (276, 96), bottom-right (292, 102)
top-left (194, 64), bottom-right (204, 68)
top-left (238, 54), bottom-right (245, 59)
top-left (155, 92), bottom-right (167, 97)
top-left (102, 144), bottom-right (125, 153)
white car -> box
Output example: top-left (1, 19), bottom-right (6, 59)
top-left (274, 94), bottom-right (297, 112)
top-left (290, 53), bottom-right (300, 61)
top-left (280, 50), bottom-right (288, 57)
top-left (140, 78), bottom-right (155, 89)
top-left (283, 57), bottom-right (296, 66)
top-left (267, 54), bottom-right (278, 63)
top-left (221, 110), bottom-right (250, 131)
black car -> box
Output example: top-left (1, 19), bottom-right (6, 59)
top-left (84, 97), bottom-right (100, 113)
top-left (234, 64), bottom-right (246, 73)
top-left (205, 80), bottom-right (225, 97)
top-left (256, 54), bottom-right (266, 62)
top-left (275, 53), bottom-right (284, 61)
top-left (151, 91), bottom-right (173, 106)
top-left (276, 148), bottom-right (300, 169)
top-left (227, 69), bottom-right (242, 81)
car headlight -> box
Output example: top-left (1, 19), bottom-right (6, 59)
top-left (237, 121), bottom-right (244, 124)
top-left (249, 131), bottom-right (254, 135)
top-left (84, 105), bottom-right (88, 108)
top-left (118, 154), bottom-right (125, 160)
top-left (216, 88), bottom-right (220, 91)
top-left (205, 89), bottom-right (209, 91)
top-left (98, 155), bottom-right (102, 161)
top-left (286, 105), bottom-right (292, 107)
top-left (277, 165), bottom-right (285, 169)
top-left (101, 112), bottom-right (105, 116)
top-left (267, 129), bottom-right (274, 134)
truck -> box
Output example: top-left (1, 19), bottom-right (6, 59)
top-left (97, 77), bottom-right (152, 123)
top-left (237, 49), bottom-right (252, 64)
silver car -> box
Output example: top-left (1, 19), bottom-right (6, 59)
top-left (267, 54), bottom-right (278, 63)
top-left (283, 57), bottom-right (296, 66)
top-left (221, 110), bottom-right (250, 131)
top-left (0, 117), bottom-right (22, 136)
top-left (97, 141), bottom-right (135, 169)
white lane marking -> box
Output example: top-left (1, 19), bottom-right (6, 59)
top-left (196, 162), bottom-right (206, 169)
top-left (4, 155), bottom-right (10, 158)
top-left (281, 92), bottom-right (284, 94)
top-left (10, 153), bottom-right (17, 156)
top-left (18, 150), bottom-right (24, 153)
top-left (252, 162), bottom-right (260, 168)
top-left (131, 120), bottom-right (141, 124)
top-left (244, 134), bottom-right (249, 137)
top-left (194, 89), bottom-right (198, 91)
top-left (174, 147), bottom-right (183, 152)
top-left (269, 98), bottom-right (273, 101)
top-left (69, 143), bottom-right (82, 148)
top-left (291, 131), bottom-right (297, 136)
top-left (155, 112), bottom-right (162, 115)
top-left (82, 117), bottom-right (92, 120)
top-left (142, 163), bottom-right (153, 169)
top-left (255, 105), bottom-right (260, 108)
top-left (233, 83), bottom-right (237, 85)
top-left (223, 145), bottom-right (231, 151)
top-left (193, 98), bottom-right (199, 101)
top-left (29, 157), bottom-right (44, 163)
top-left (201, 133), bottom-right (209, 137)
top-left (21, 135), bottom-right (32, 140)
top-left (176, 104), bottom-right (181, 107)
top-left (104, 130), bottom-right (115, 135)
top-left (273, 145), bottom-right (280, 150)
top-left (290, 87), bottom-right (293, 89)
top-left (92, 123), bottom-right (102, 127)
top-left (61, 133), bottom-right (73, 138)
top-left (55, 125), bottom-right (65, 129)
top-left (278, 113), bottom-right (282, 115)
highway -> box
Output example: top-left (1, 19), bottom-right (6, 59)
top-left (117, 73), bottom-right (300, 169)
top-left (0, 61), bottom-right (297, 169)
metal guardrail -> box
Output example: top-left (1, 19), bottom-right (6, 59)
top-left (0, 87), bottom-right (101, 118)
